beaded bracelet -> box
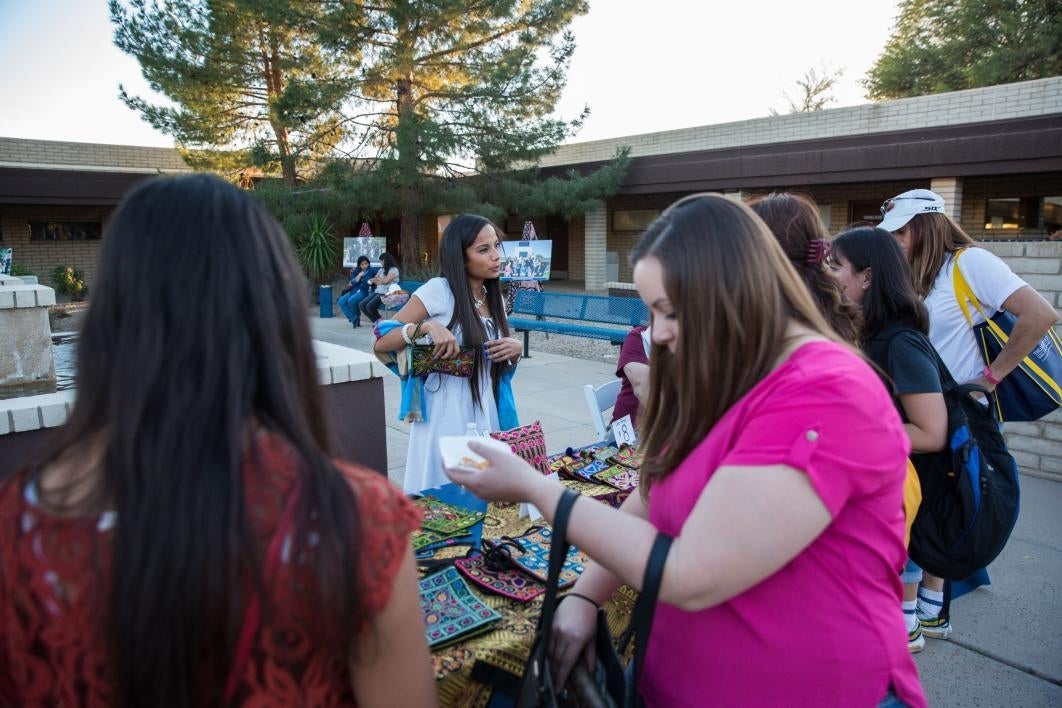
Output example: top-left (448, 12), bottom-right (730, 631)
top-left (401, 322), bottom-right (416, 345)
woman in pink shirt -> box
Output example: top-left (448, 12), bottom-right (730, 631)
top-left (447, 193), bottom-right (926, 707)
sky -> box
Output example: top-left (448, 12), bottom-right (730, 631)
top-left (0, 0), bottom-right (901, 149)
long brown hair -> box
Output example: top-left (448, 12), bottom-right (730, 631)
top-left (633, 194), bottom-right (842, 491)
top-left (905, 212), bottom-right (976, 297)
top-left (747, 192), bottom-right (862, 344)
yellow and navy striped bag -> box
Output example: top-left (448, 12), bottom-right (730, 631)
top-left (953, 249), bottom-right (1062, 422)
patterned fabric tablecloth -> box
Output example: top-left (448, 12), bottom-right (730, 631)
top-left (430, 483), bottom-right (638, 708)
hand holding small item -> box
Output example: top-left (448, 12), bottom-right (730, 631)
top-left (443, 438), bottom-right (556, 503)
top-left (420, 320), bottom-right (460, 359)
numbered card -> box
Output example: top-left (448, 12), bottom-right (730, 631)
top-left (611, 414), bottom-right (638, 447)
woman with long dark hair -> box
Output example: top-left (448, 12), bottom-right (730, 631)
top-left (830, 226), bottom-right (949, 653)
top-left (0, 175), bottom-right (435, 707)
top-left (358, 251), bottom-right (400, 324)
top-left (445, 195), bottom-right (925, 706)
top-left (374, 214), bottom-right (523, 494)
top-left (748, 192), bottom-right (861, 344)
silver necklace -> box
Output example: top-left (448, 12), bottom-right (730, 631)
top-left (472, 285), bottom-right (487, 309)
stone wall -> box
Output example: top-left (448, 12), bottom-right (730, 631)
top-left (982, 241), bottom-right (1062, 481)
top-left (0, 137), bottom-right (186, 172)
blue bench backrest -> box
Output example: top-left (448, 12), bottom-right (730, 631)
top-left (512, 291), bottom-right (648, 326)
top-left (398, 280), bottom-right (425, 292)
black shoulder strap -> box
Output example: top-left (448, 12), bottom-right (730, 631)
top-left (618, 532), bottom-right (673, 695)
top-left (536, 489), bottom-right (580, 643)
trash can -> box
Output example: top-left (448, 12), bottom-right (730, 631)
top-left (319, 285), bottom-right (334, 318)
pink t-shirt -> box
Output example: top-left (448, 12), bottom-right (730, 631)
top-left (643, 342), bottom-right (926, 708)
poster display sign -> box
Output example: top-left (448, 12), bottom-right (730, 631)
top-left (343, 237), bottom-right (387, 268)
top-left (500, 240), bottom-right (552, 281)
top-left (0, 248), bottom-right (11, 275)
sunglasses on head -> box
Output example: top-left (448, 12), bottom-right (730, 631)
top-left (880, 196), bottom-right (938, 216)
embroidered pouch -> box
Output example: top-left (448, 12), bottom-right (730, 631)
top-left (562, 479), bottom-right (631, 509)
top-left (410, 344), bottom-right (476, 378)
top-left (609, 445), bottom-right (644, 470)
top-left (454, 550), bottom-right (546, 602)
top-left (415, 496), bottom-right (486, 535)
top-left (591, 445), bottom-right (621, 462)
top-left (562, 457), bottom-right (612, 483)
top-left (419, 566), bottom-right (502, 648)
top-left (489, 421), bottom-right (550, 475)
top-left (592, 464), bottom-right (640, 491)
top-left (486, 527), bottom-right (588, 588)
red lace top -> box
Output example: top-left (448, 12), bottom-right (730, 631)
top-left (0, 434), bottom-right (421, 707)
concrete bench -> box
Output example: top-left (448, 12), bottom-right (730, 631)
top-left (508, 291), bottom-right (649, 357)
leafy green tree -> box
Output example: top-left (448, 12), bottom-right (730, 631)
top-left (865, 0), bottom-right (1062, 100)
top-left (111, 0), bottom-right (356, 186)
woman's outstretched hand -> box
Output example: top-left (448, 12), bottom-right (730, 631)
top-left (443, 439), bottom-right (553, 503)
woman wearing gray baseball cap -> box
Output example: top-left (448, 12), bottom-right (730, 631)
top-left (879, 187), bottom-right (1058, 639)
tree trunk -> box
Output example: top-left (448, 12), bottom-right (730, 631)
top-left (260, 26), bottom-right (298, 187)
top-left (395, 77), bottom-right (421, 270)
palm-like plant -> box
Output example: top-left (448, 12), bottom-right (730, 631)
top-left (296, 214), bottom-right (339, 288)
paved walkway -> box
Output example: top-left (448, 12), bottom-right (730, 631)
top-left (310, 313), bottom-right (1062, 707)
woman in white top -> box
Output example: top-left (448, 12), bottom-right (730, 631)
top-left (881, 189), bottom-right (1057, 400)
top-left (359, 252), bottom-right (400, 323)
top-left (880, 188), bottom-right (1058, 637)
top-left (374, 215), bottom-right (523, 493)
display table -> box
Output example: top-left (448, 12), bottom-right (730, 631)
top-left (428, 482), bottom-right (637, 707)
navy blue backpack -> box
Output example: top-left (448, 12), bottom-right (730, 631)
top-left (871, 326), bottom-right (1021, 581)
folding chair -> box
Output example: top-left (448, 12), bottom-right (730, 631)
top-left (582, 379), bottom-right (622, 442)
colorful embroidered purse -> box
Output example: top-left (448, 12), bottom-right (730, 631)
top-left (562, 457), bottom-right (611, 483)
top-left (592, 464), bottom-right (640, 491)
top-left (415, 496), bottom-right (485, 535)
top-left (485, 526), bottom-right (588, 588)
top-left (489, 420), bottom-right (550, 475)
top-left (419, 566), bottom-right (502, 648)
top-left (410, 344), bottom-right (476, 378)
top-left (454, 543), bottom-right (547, 602)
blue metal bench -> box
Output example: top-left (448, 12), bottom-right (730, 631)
top-left (508, 291), bottom-right (649, 357)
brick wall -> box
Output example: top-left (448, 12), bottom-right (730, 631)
top-left (0, 205), bottom-right (111, 290)
top-left (961, 173), bottom-right (1062, 240)
top-left (538, 77), bottom-right (1062, 167)
top-left (981, 241), bottom-right (1062, 481)
top-left (0, 137), bottom-right (187, 171)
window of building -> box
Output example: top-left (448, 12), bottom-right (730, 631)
top-left (983, 196), bottom-right (1047, 231)
top-left (1041, 197), bottom-right (1062, 237)
top-left (612, 209), bottom-right (660, 232)
top-left (29, 221), bottom-right (102, 241)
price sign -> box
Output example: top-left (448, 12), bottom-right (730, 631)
top-left (611, 414), bottom-right (637, 447)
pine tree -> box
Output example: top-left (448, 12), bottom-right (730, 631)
top-left (319, 0), bottom-right (624, 266)
top-left (865, 0), bottom-right (1062, 100)
top-left (111, 1), bottom-right (627, 267)
top-left (110, 0), bottom-right (358, 186)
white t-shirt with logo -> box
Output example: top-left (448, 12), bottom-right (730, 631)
top-left (925, 247), bottom-right (1027, 384)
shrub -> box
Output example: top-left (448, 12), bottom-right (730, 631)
top-left (51, 265), bottom-right (88, 301)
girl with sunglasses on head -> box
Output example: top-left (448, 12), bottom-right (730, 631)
top-left (445, 194), bottom-right (926, 707)
top-left (880, 189), bottom-right (1057, 409)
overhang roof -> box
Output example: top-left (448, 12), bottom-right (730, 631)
top-left (543, 115), bottom-right (1062, 194)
